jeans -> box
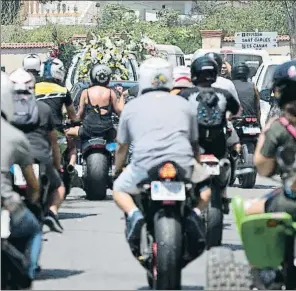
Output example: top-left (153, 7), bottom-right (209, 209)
top-left (10, 208), bottom-right (42, 280)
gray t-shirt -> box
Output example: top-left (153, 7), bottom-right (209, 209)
top-left (116, 91), bottom-right (198, 171)
top-left (1, 118), bottom-right (33, 199)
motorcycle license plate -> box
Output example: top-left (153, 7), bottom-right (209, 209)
top-left (243, 127), bottom-right (261, 135)
top-left (202, 163), bottom-right (220, 175)
top-left (75, 165), bottom-right (83, 177)
top-left (13, 164), bottom-right (39, 186)
top-left (151, 181), bottom-right (186, 201)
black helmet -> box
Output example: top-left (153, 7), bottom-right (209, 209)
top-left (205, 52), bottom-right (222, 72)
top-left (191, 55), bottom-right (218, 86)
top-left (231, 63), bottom-right (250, 81)
top-left (272, 60), bottom-right (296, 108)
top-left (89, 64), bottom-right (112, 86)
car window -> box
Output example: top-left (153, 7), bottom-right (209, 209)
top-left (233, 54), bottom-right (263, 77)
top-left (123, 60), bottom-right (135, 81)
top-left (261, 65), bottom-right (278, 89)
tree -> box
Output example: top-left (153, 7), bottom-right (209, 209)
top-left (282, 1), bottom-right (296, 58)
top-left (99, 4), bottom-right (137, 30)
top-left (1, 0), bottom-right (21, 25)
top-left (201, 1), bottom-right (287, 35)
top-left (156, 9), bottom-right (180, 27)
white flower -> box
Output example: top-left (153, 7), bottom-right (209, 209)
top-left (90, 48), bottom-right (97, 59)
top-left (105, 38), bottom-right (113, 49)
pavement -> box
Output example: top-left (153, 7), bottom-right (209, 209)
top-left (34, 175), bottom-right (280, 290)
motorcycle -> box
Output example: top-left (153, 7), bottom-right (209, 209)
top-left (10, 162), bottom-right (49, 222)
top-left (200, 154), bottom-right (231, 249)
top-left (207, 146), bottom-right (296, 290)
top-left (131, 161), bottom-right (205, 290)
top-left (233, 116), bottom-right (261, 189)
top-left (1, 209), bottom-right (32, 290)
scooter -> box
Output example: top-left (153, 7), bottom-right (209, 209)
top-left (206, 146), bottom-right (296, 290)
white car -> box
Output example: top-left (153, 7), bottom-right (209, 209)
top-left (252, 56), bottom-right (291, 126)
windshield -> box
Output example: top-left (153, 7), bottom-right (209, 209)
top-left (262, 65), bottom-right (278, 89)
top-left (218, 53), bottom-right (263, 77)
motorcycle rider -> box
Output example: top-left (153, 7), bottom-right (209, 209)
top-left (23, 54), bottom-right (42, 83)
top-left (10, 68), bottom-right (65, 233)
top-left (244, 60), bottom-right (296, 219)
top-left (35, 58), bottom-right (77, 226)
top-left (243, 59), bottom-right (296, 290)
top-left (207, 52), bottom-right (242, 155)
top-left (113, 57), bottom-right (211, 262)
top-left (170, 66), bottom-right (193, 95)
top-left (65, 64), bottom-right (124, 139)
top-left (1, 71), bottom-right (41, 281)
top-left (231, 63), bottom-right (261, 125)
top-left (179, 55), bottom-right (240, 246)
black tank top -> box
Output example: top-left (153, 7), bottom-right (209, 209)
top-left (82, 88), bottom-right (113, 139)
top-left (232, 80), bottom-right (258, 117)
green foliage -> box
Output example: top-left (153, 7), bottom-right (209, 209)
top-left (201, 1), bottom-right (288, 35)
top-left (1, 1), bottom-right (293, 55)
top-left (99, 4), bottom-right (138, 30)
top-left (1, 0), bottom-right (21, 25)
top-left (156, 9), bottom-right (180, 27)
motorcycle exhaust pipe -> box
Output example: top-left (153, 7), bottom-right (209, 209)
top-left (230, 150), bottom-right (239, 161)
top-left (66, 164), bottom-right (75, 174)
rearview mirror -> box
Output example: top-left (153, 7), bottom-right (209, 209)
top-left (259, 88), bottom-right (272, 102)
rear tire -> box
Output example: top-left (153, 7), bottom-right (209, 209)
top-left (206, 182), bottom-right (223, 249)
top-left (206, 247), bottom-right (251, 290)
top-left (239, 143), bottom-right (256, 189)
top-left (85, 152), bottom-right (109, 201)
top-left (153, 209), bottom-right (182, 290)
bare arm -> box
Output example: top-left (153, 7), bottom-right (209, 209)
top-left (66, 104), bottom-right (77, 120)
top-left (49, 130), bottom-right (61, 170)
top-left (22, 165), bottom-right (40, 203)
top-left (115, 143), bottom-right (129, 174)
top-left (254, 86), bottom-right (261, 124)
top-left (111, 89), bottom-right (124, 116)
top-left (76, 90), bottom-right (86, 120)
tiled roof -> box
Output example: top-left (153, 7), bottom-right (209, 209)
top-left (223, 35), bottom-right (290, 42)
top-left (1, 42), bottom-right (54, 49)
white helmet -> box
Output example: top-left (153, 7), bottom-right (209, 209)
top-left (10, 68), bottom-right (35, 95)
top-left (40, 58), bottom-right (65, 83)
top-left (90, 64), bottom-right (112, 86)
top-left (1, 72), bottom-right (14, 122)
top-left (138, 57), bottom-right (173, 95)
top-left (173, 66), bottom-right (192, 88)
top-left (23, 54), bottom-right (41, 72)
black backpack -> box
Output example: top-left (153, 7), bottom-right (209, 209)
top-left (195, 88), bottom-right (225, 141)
top-left (12, 94), bottom-right (39, 133)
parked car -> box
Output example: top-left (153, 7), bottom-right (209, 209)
top-left (252, 56), bottom-right (291, 126)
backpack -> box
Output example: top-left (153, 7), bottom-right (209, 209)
top-left (12, 94), bottom-right (39, 133)
top-left (195, 88), bottom-right (225, 141)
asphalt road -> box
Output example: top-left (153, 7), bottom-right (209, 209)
top-left (34, 176), bottom-right (280, 290)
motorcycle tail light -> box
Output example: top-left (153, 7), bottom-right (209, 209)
top-left (251, 117), bottom-right (257, 122)
top-left (159, 163), bottom-right (177, 179)
top-left (245, 117), bottom-right (252, 122)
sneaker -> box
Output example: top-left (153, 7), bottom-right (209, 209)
top-left (125, 210), bottom-right (145, 249)
top-left (44, 210), bottom-right (63, 233)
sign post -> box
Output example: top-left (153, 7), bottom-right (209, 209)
top-left (235, 32), bottom-right (278, 50)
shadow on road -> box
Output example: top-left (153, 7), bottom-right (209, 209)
top-left (58, 212), bottom-right (99, 220)
top-left (36, 269), bottom-right (84, 280)
top-left (222, 243), bottom-right (244, 251)
top-left (232, 184), bottom-right (277, 190)
top-left (138, 286), bottom-right (204, 290)
top-left (223, 223), bottom-right (231, 229)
